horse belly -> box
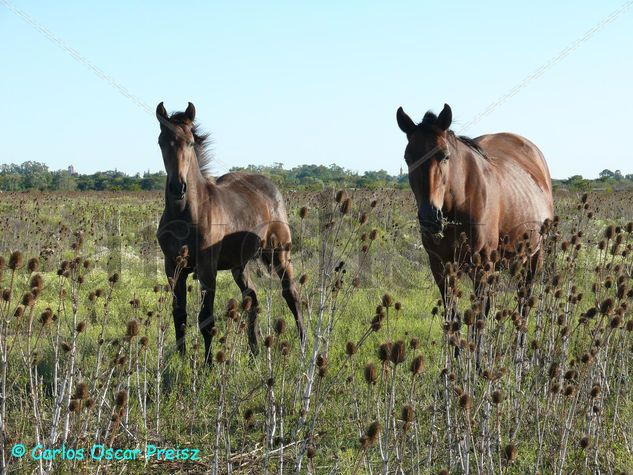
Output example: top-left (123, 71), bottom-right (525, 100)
top-left (499, 178), bottom-right (553, 251)
top-left (215, 231), bottom-right (263, 270)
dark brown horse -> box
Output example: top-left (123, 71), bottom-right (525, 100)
top-left (155, 102), bottom-right (305, 362)
top-left (396, 104), bottom-right (554, 316)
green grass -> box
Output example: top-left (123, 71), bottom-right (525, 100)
top-left (1, 189), bottom-right (633, 473)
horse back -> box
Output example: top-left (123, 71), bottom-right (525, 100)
top-left (476, 133), bottom-right (552, 197)
top-left (472, 133), bottom-right (553, 249)
top-left (216, 172), bottom-right (286, 216)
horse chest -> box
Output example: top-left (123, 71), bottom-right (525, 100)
top-left (157, 217), bottom-right (199, 259)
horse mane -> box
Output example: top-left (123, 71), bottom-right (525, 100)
top-left (168, 111), bottom-right (214, 177)
top-left (418, 111), bottom-right (487, 159)
top-left (450, 132), bottom-right (487, 158)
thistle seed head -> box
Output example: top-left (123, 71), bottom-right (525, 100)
top-left (27, 257), bottom-right (39, 273)
top-left (410, 355), bottom-right (425, 375)
top-left (40, 309), bottom-right (53, 326)
top-left (274, 318), bottom-right (286, 335)
top-left (126, 320), bottom-right (140, 338)
top-left (241, 296), bottom-right (253, 311)
top-left (364, 363), bottom-right (377, 385)
top-left (115, 390), bottom-right (128, 408)
top-left (390, 340), bottom-right (406, 365)
top-left (306, 445), bottom-right (317, 459)
top-left (8, 251), bottom-right (23, 271)
top-left (491, 390), bottom-right (504, 405)
top-left (504, 443), bottom-right (518, 462)
top-left (366, 421), bottom-right (381, 444)
top-left (341, 197), bottom-right (352, 215)
top-left (378, 342), bottom-right (392, 362)
top-left (459, 393), bottom-right (472, 411)
top-left (73, 382), bottom-right (89, 400)
top-left (69, 399), bottom-right (81, 413)
top-left (22, 292), bottom-right (35, 307)
top-left (400, 404), bottom-right (414, 423)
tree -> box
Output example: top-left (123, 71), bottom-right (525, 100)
top-left (20, 161), bottom-right (51, 190)
top-left (564, 175), bottom-right (589, 191)
top-left (51, 171), bottom-right (77, 191)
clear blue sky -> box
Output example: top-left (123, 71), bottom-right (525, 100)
top-left (1, 1), bottom-right (631, 179)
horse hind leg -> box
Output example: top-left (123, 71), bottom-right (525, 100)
top-left (517, 250), bottom-right (542, 342)
top-left (518, 250), bottom-right (542, 321)
top-left (262, 247), bottom-right (306, 351)
top-left (231, 266), bottom-right (260, 355)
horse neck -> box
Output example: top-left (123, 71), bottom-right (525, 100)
top-left (164, 158), bottom-right (210, 220)
top-left (444, 141), bottom-right (483, 216)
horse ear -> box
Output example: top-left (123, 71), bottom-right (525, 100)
top-left (436, 103), bottom-right (452, 131)
top-left (156, 102), bottom-right (168, 122)
top-left (185, 102), bottom-right (196, 122)
top-left (396, 107), bottom-right (416, 135)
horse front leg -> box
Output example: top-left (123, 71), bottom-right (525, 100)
top-left (167, 260), bottom-right (188, 356)
top-left (427, 251), bottom-right (462, 358)
top-left (470, 268), bottom-right (491, 372)
top-left (427, 252), bottom-right (454, 320)
top-left (197, 269), bottom-right (217, 365)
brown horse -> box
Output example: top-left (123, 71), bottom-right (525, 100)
top-left (396, 104), bottom-right (553, 316)
top-left (155, 102), bottom-right (305, 362)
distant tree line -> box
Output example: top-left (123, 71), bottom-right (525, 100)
top-left (1, 161), bottom-right (632, 192)
top-left (0, 162), bottom-right (166, 191)
top-left (0, 161), bottom-right (408, 191)
top-left (229, 163), bottom-right (408, 189)
top-left (555, 169), bottom-right (633, 192)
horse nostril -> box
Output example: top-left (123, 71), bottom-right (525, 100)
top-left (417, 205), bottom-right (444, 233)
top-left (169, 180), bottom-right (187, 197)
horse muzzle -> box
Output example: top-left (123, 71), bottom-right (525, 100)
top-left (419, 220), bottom-right (444, 236)
top-left (168, 180), bottom-right (187, 200)
top-left (418, 204), bottom-right (444, 236)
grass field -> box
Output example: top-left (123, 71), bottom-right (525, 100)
top-left (1, 189), bottom-right (633, 474)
